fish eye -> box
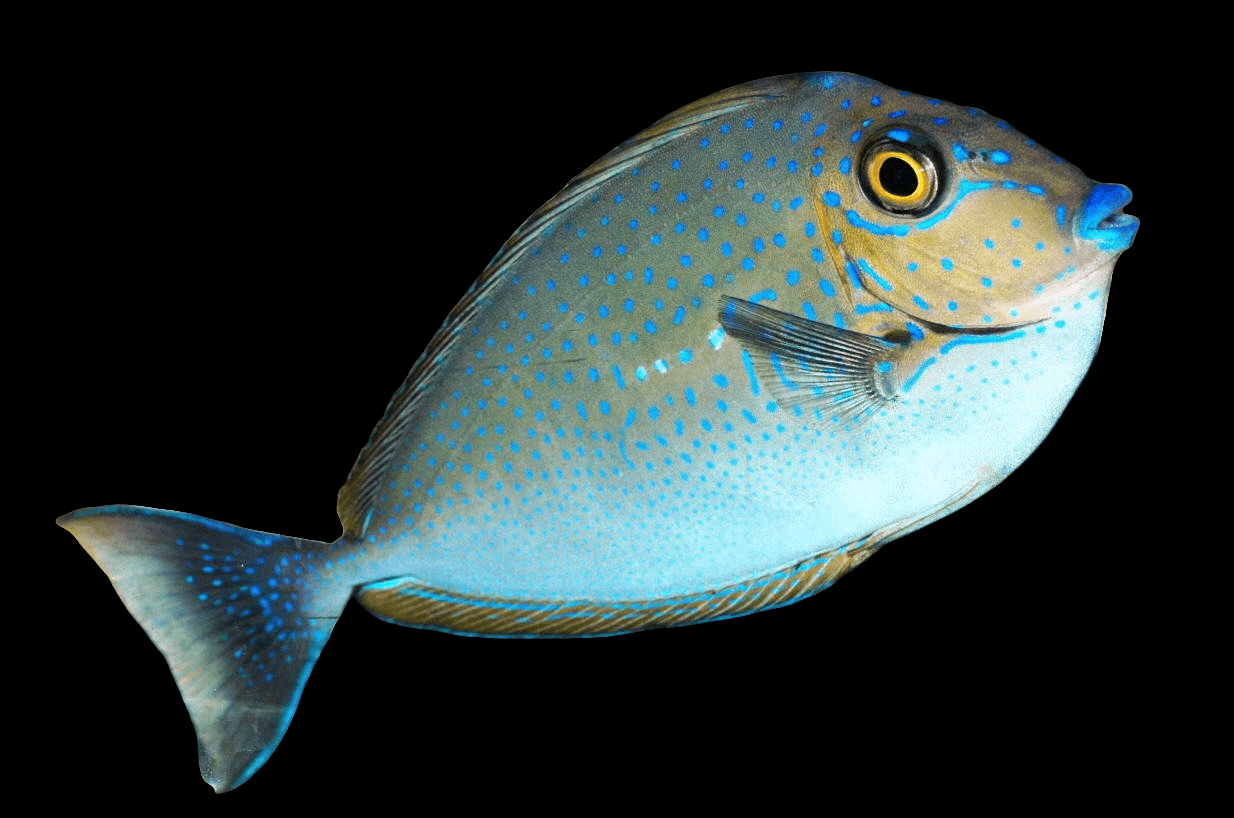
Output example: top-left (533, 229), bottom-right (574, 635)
top-left (859, 136), bottom-right (941, 215)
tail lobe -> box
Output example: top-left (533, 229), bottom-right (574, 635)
top-left (59, 505), bottom-right (343, 792)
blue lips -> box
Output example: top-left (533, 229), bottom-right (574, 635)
top-left (1077, 183), bottom-right (1139, 252)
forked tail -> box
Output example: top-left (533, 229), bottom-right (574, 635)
top-left (58, 505), bottom-right (344, 792)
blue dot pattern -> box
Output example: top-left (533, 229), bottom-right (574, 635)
top-left (61, 73), bottom-right (1137, 793)
top-left (333, 72), bottom-right (1135, 614)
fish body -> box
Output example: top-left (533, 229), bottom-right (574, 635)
top-left (60, 72), bottom-right (1137, 792)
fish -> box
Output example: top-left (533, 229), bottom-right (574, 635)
top-left (59, 71), bottom-right (1137, 793)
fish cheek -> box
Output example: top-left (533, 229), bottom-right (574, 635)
top-left (869, 190), bottom-right (1078, 327)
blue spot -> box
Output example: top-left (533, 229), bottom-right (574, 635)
top-left (714, 374), bottom-right (729, 388)
top-left (912, 295), bottom-right (930, 310)
top-left (680, 255), bottom-right (693, 268)
top-left (839, 157), bottom-right (851, 174)
top-left (679, 349), bottom-right (692, 363)
top-left (941, 258), bottom-right (954, 271)
top-left (702, 274), bottom-right (715, 288)
top-left (990, 150), bottom-right (1011, 164)
top-left (823, 191), bottom-right (840, 207)
top-left (786, 269), bottom-right (800, 286)
top-left (887, 128), bottom-right (910, 142)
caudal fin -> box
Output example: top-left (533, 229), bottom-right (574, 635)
top-left (59, 505), bottom-right (343, 792)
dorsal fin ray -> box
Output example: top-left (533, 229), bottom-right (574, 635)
top-left (337, 79), bottom-right (797, 540)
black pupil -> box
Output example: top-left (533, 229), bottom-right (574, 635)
top-left (879, 156), bottom-right (919, 197)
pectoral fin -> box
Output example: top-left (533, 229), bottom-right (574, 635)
top-left (718, 296), bottom-right (899, 421)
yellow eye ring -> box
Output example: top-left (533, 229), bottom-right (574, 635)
top-left (859, 138), bottom-right (940, 214)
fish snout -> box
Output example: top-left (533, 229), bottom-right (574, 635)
top-left (1077, 183), bottom-right (1139, 253)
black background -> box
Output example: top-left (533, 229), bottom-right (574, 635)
top-left (41, 23), bottom-right (1163, 809)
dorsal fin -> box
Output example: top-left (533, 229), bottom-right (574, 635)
top-left (336, 79), bottom-right (795, 541)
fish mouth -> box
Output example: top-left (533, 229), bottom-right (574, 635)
top-left (1077, 183), bottom-right (1139, 253)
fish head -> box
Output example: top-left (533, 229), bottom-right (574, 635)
top-left (807, 73), bottom-right (1139, 330)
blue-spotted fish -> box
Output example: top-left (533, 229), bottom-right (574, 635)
top-left (59, 72), bottom-right (1137, 792)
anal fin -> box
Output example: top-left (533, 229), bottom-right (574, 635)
top-left (357, 541), bottom-right (880, 638)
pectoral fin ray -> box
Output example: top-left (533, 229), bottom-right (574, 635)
top-left (718, 296), bottom-right (898, 421)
